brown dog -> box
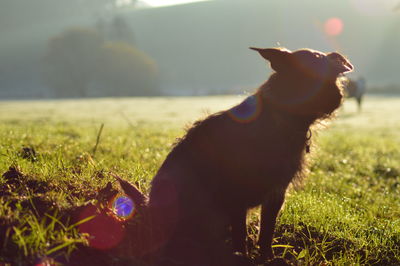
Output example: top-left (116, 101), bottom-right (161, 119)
top-left (116, 47), bottom-right (353, 265)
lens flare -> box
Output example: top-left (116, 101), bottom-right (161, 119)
top-left (111, 195), bottom-right (136, 220)
top-left (228, 94), bottom-right (262, 123)
top-left (324, 17), bottom-right (343, 36)
top-left (78, 204), bottom-right (125, 250)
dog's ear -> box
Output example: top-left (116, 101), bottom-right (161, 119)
top-left (250, 47), bottom-right (293, 72)
top-left (327, 52), bottom-right (354, 74)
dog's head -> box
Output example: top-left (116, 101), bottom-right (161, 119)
top-left (252, 47), bottom-right (353, 118)
top-left (251, 47), bottom-right (353, 79)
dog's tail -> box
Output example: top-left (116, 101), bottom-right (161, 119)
top-left (111, 173), bottom-right (148, 208)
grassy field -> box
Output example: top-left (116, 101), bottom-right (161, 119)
top-left (0, 95), bottom-right (399, 265)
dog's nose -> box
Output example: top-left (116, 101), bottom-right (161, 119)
top-left (327, 52), bottom-right (353, 74)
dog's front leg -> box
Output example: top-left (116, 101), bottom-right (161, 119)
top-left (258, 191), bottom-right (285, 260)
top-left (231, 208), bottom-right (248, 255)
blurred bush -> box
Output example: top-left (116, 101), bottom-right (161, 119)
top-left (95, 42), bottom-right (158, 97)
top-left (43, 27), bottom-right (158, 97)
top-left (43, 28), bottom-right (103, 97)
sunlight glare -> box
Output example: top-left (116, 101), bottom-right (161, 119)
top-left (143, 0), bottom-right (210, 7)
top-left (324, 17), bottom-right (344, 36)
top-left (116, 0), bottom-right (133, 7)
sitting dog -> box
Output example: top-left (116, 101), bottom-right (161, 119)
top-left (116, 47), bottom-right (353, 265)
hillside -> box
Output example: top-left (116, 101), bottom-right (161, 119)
top-left (1, 0), bottom-right (399, 98)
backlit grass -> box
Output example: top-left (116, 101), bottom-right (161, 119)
top-left (0, 95), bottom-right (399, 265)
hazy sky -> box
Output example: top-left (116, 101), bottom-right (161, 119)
top-left (143, 0), bottom-right (210, 7)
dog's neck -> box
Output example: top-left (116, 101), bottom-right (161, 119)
top-left (267, 104), bottom-right (313, 132)
top-left (258, 72), bottom-right (341, 127)
top-left (256, 91), bottom-right (315, 153)
top-left (257, 88), bottom-right (316, 132)
top-left (257, 93), bottom-right (313, 153)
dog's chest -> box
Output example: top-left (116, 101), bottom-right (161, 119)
top-left (204, 134), bottom-right (303, 207)
top-left (178, 114), bottom-right (306, 206)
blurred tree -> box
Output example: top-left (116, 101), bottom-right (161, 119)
top-left (96, 15), bottom-right (136, 45)
top-left (43, 28), bottom-right (104, 97)
top-left (95, 42), bottom-right (159, 96)
top-left (43, 27), bottom-right (158, 97)
top-left (110, 15), bottom-right (136, 44)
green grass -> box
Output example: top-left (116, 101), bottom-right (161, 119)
top-left (0, 95), bottom-right (399, 265)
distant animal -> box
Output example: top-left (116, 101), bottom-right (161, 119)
top-left (116, 47), bottom-right (353, 265)
top-left (344, 77), bottom-right (366, 111)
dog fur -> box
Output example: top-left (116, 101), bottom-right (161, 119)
top-left (117, 47), bottom-right (353, 265)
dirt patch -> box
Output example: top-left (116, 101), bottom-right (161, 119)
top-left (19, 147), bottom-right (38, 162)
top-left (0, 166), bottom-right (125, 265)
top-left (2, 166), bottom-right (49, 193)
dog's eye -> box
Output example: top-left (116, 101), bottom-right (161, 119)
top-left (314, 53), bottom-right (323, 58)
